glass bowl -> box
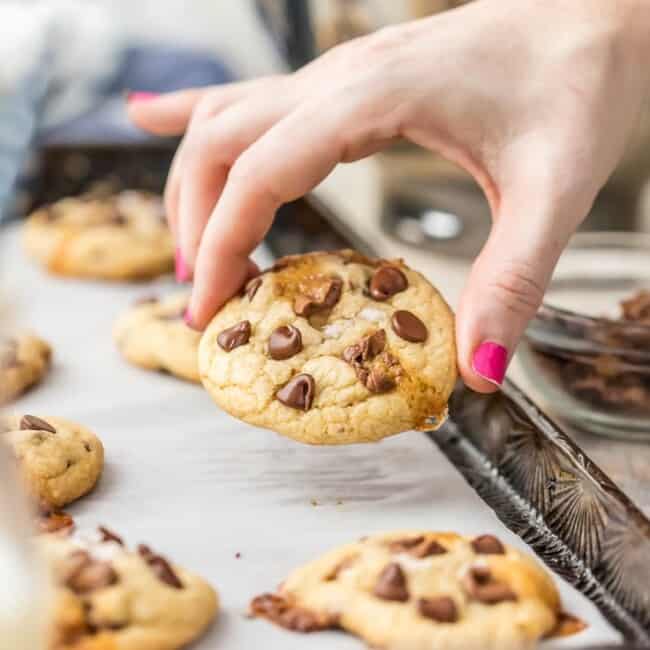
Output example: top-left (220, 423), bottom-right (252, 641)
top-left (519, 231), bottom-right (650, 439)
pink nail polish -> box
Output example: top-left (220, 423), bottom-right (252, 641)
top-left (175, 248), bottom-right (189, 283)
top-left (472, 341), bottom-right (508, 385)
top-left (126, 91), bottom-right (159, 104)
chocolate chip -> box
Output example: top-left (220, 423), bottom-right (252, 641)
top-left (471, 534), bottom-right (505, 555)
top-left (276, 374), bottom-right (315, 411)
top-left (137, 544), bottom-right (183, 589)
top-left (366, 368), bottom-right (396, 393)
top-left (37, 504), bottom-right (74, 535)
top-left (369, 266), bottom-right (408, 301)
top-left (217, 320), bottom-right (252, 352)
top-left (98, 526), bottom-right (124, 546)
top-left (269, 325), bottom-right (303, 360)
top-left (463, 567), bottom-right (517, 605)
top-left (294, 277), bottom-right (342, 317)
top-left (373, 563), bottom-right (409, 602)
top-left (418, 596), bottom-right (458, 623)
top-left (343, 330), bottom-right (386, 365)
top-left (389, 536), bottom-right (447, 558)
top-left (391, 310), bottom-right (427, 343)
top-left (64, 552), bottom-right (117, 594)
top-left (245, 277), bottom-right (263, 301)
top-left (20, 415), bottom-right (56, 434)
top-left (413, 539), bottom-right (448, 558)
top-left (250, 593), bottom-right (337, 632)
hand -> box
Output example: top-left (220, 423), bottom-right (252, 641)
top-left (128, 0), bottom-right (650, 393)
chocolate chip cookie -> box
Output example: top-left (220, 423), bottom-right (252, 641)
top-left (199, 250), bottom-right (457, 444)
top-left (113, 293), bottom-right (200, 383)
top-left (1, 415), bottom-right (104, 508)
top-left (251, 530), bottom-right (561, 650)
top-left (23, 189), bottom-right (173, 281)
top-left (43, 527), bottom-right (219, 650)
top-left (0, 333), bottom-right (51, 404)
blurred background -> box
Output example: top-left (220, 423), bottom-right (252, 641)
top-left (3, 0), bottom-right (650, 264)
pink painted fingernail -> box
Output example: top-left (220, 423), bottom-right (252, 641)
top-left (175, 248), bottom-right (189, 283)
top-left (126, 91), bottom-right (159, 104)
top-left (472, 341), bottom-right (508, 385)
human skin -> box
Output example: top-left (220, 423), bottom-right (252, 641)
top-left (128, 0), bottom-right (650, 393)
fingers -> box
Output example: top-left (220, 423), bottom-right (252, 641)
top-left (127, 88), bottom-right (208, 136)
top-left (176, 91), bottom-right (298, 269)
top-left (187, 91), bottom-right (390, 329)
top-left (455, 198), bottom-right (580, 393)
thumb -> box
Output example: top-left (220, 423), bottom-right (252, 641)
top-left (456, 205), bottom-right (576, 393)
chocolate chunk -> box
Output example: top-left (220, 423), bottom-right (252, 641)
top-left (37, 502), bottom-right (74, 535)
top-left (137, 544), bottom-right (184, 589)
top-left (276, 374), bottom-right (315, 411)
top-left (373, 563), bottom-right (409, 602)
top-left (269, 325), bottom-right (303, 360)
top-left (391, 310), bottom-right (427, 343)
top-left (217, 320), bottom-right (252, 352)
top-left (418, 596), bottom-right (458, 623)
top-left (98, 526), bottom-right (124, 546)
top-left (20, 415), bottom-right (56, 434)
top-left (389, 536), bottom-right (447, 558)
top-left (294, 277), bottom-right (342, 317)
top-left (413, 539), bottom-right (448, 558)
top-left (463, 567), bottom-right (517, 604)
top-left (250, 593), bottom-right (337, 632)
top-left (64, 551), bottom-right (117, 594)
top-left (366, 368), bottom-right (396, 393)
top-left (471, 534), bottom-right (505, 555)
top-left (0, 340), bottom-right (18, 369)
top-left (245, 277), bottom-right (263, 301)
top-left (369, 266), bottom-right (408, 301)
top-left (343, 330), bottom-right (386, 365)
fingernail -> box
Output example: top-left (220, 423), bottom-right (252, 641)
top-left (472, 341), bottom-right (508, 385)
top-left (175, 248), bottom-right (189, 283)
top-left (126, 91), bottom-right (159, 104)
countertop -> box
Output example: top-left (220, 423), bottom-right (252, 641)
top-left (1, 224), bottom-right (620, 648)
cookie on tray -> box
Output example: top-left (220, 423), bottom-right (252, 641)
top-left (199, 250), bottom-right (457, 444)
top-left (1, 414), bottom-right (103, 508)
top-left (0, 333), bottom-right (52, 404)
top-left (23, 189), bottom-right (173, 281)
top-left (44, 527), bottom-right (219, 650)
top-left (251, 530), bottom-right (561, 650)
top-left (113, 293), bottom-right (200, 383)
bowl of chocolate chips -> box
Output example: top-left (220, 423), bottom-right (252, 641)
top-left (519, 231), bottom-right (650, 439)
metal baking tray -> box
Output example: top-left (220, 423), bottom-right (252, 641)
top-left (25, 143), bottom-right (650, 643)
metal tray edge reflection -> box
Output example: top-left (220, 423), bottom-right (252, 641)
top-left (427, 381), bottom-right (650, 643)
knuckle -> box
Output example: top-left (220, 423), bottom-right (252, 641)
top-left (487, 261), bottom-right (545, 316)
top-left (228, 157), bottom-right (283, 207)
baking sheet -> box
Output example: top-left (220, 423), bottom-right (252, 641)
top-left (1, 224), bottom-right (619, 648)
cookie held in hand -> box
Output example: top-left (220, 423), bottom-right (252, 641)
top-left (251, 530), bottom-right (562, 650)
top-left (199, 250), bottom-right (457, 444)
